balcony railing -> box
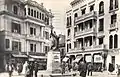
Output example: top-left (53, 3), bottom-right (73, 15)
top-left (75, 27), bottom-right (95, 37)
top-left (0, 30), bottom-right (25, 38)
top-left (109, 22), bottom-right (118, 30)
top-left (75, 44), bottom-right (107, 52)
top-left (26, 34), bottom-right (44, 41)
top-left (75, 11), bottom-right (97, 23)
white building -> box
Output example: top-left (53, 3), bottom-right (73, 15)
top-left (0, 0), bottom-right (53, 71)
top-left (66, 0), bottom-right (120, 71)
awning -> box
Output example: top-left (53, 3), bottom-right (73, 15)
top-left (12, 54), bottom-right (27, 58)
top-left (29, 55), bottom-right (47, 59)
top-left (73, 56), bottom-right (83, 63)
top-left (62, 57), bottom-right (69, 62)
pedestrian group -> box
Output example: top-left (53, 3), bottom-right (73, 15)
top-left (5, 61), bottom-right (39, 77)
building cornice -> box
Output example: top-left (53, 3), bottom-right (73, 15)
top-left (24, 0), bottom-right (54, 18)
top-left (70, 0), bottom-right (81, 6)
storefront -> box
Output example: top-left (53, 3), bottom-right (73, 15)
top-left (93, 54), bottom-right (103, 71)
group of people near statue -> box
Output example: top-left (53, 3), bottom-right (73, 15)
top-left (5, 61), bottom-right (39, 77)
top-left (62, 58), bottom-right (94, 77)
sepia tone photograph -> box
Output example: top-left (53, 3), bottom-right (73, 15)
top-left (0, 0), bottom-right (119, 77)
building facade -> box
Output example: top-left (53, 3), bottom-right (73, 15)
top-left (66, 0), bottom-right (120, 71)
top-left (0, 0), bottom-right (53, 71)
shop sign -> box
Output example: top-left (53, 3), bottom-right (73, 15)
top-left (85, 55), bottom-right (92, 62)
top-left (53, 54), bottom-right (60, 62)
top-left (94, 55), bottom-right (103, 63)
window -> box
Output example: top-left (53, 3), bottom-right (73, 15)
top-left (74, 13), bottom-right (78, 18)
top-left (40, 13), bottom-right (41, 19)
top-left (13, 5), bottom-right (18, 15)
top-left (110, 0), bottom-right (113, 10)
top-left (28, 8), bottom-right (30, 15)
top-left (37, 11), bottom-right (39, 18)
top-left (90, 5), bottom-right (94, 12)
top-left (30, 43), bottom-right (36, 52)
top-left (69, 16), bottom-right (72, 25)
top-left (110, 0), bottom-right (118, 10)
top-left (99, 18), bottom-right (104, 32)
top-left (30, 27), bottom-right (36, 35)
top-left (111, 56), bottom-right (115, 68)
top-left (99, 1), bottom-right (104, 14)
top-left (111, 14), bottom-right (117, 24)
top-left (67, 29), bottom-right (70, 37)
top-left (74, 42), bottom-right (77, 48)
top-left (67, 17), bottom-right (69, 26)
top-left (99, 37), bottom-right (103, 45)
top-left (45, 46), bottom-right (50, 54)
top-left (74, 27), bottom-right (77, 33)
top-left (31, 9), bottom-right (33, 16)
top-left (67, 44), bottom-right (69, 52)
top-left (47, 18), bottom-right (49, 25)
top-left (114, 34), bottom-right (118, 48)
top-left (30, 44), bottom-right (33, 52)
top-left (34, 10), bottom-right (36, 17)
top-left (42, 14), bottom-right (44, 20)
top-left (109, 35), bottom-right (113, 49)
top-left (45, 31), bottom-right (49, 39)
top-left (82, 8), bottom-right (86, 15)
top-left (6, 39), bottom-right (10, 49)
top-left (11, 22), bottom-right (21, 34)
top-left (69, 43), bottom-right (71, 49)
top-left (24, 8), bottom-right (26, 15)
top-left (115, 0), bottom-right (118, 9)
top-left (12, 41), bottom-right (21, 51)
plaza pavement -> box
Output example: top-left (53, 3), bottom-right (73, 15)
top-left (0, 70), bottom-right (118, 77)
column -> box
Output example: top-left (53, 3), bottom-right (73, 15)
top-left (76, 39), bottom-right (79, 49)
top-left (77, 24), bottom-right (79, 32)
top-left (25, 5), bottom-right (28, 16)
top-left (41, 42), bottom-right (44, 53)
top-left (83, 22), bottom-right (85, 31)
top-left (92, 19), bottom-right (95, 28)
top-left (42, 27), bottom-right (45, 39)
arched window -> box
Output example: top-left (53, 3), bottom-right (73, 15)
top-left (114, 34), bottom-right (118, 48)
top-left (109, 35), bottom-right (113, 49)
top-left (13, 5), bottom-right (18, 14)
top-left (99, 1), bottom-right (104, 14)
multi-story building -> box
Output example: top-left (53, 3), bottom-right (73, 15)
top-left (59, 34), bottom-right (66, 62)
top-left (0, 0), bottom-right (53, 71)
top-left (66, 0), bottom-right (120, 71)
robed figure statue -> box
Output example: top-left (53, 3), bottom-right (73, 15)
top-left (50, 29), bottom-right (60, 51)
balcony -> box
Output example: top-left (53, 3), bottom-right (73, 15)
top-left (26, 34), bottom-right (44, 42)
top-left (109, 22), bottom-right (118, 30)
top-left (0, 30), bottom-right (25, 38)
top-left (75, 28), bottom-right (96, 37)
top-left (76, 44), bottom-right (107, 52)
top-left (75, 11), bottom-right (97, 23)
top-left (93, 44), bottom-right (107, 50)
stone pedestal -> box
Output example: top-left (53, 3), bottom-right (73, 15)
top-left (47, 50), bottom-right (61, 73)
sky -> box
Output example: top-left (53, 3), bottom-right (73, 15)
top-left (34, 0), bottom-right (72, 34)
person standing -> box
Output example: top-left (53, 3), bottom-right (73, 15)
top-left (87, 63), bottom-right (93, 76)
top-left (8, 63), bottom-right (13, 77)
top-left (17, 62), bottom-right (23, 75)
top-left (25, 62), bottom-right (31, 77)
top-left (78, 60), bottom-right (87, 77)
top-left (34, 62), bottom-right (38, 77)
top-left (30, 62), bottom-right (34, 77)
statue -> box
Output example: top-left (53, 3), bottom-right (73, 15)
top-left (50, 29), bottom-right (60, 51)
